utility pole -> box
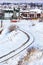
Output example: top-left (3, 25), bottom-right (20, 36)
top-left (1, 20), bottom-right (3, 27)
top-left (1, 9), bottom-right (4, 28)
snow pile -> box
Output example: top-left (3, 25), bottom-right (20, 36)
top-left (0, 24), bottom-right (18, 38)
top-left (30, 8), bottom-right (42, 13)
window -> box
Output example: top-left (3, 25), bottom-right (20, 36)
top-left (21, 13), bottom-right (27, 17)
top-left (37, 14), bottom-right (40, 18)
top-left (30, 14), bottom-right (34, 18)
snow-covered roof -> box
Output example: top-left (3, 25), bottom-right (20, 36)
top-left (3, 8), bottom-right (13, 11)
top-left (30, 8), bottom-right (42, 13)
top-left (20, 9), bottom-right (29, 12)
top-left (20, 8), bottom-right (42, 13)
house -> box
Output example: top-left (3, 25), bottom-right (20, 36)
top-left (20, 8), bottom-right (43, 20)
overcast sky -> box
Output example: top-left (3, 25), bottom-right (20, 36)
top-left (0, 0), bottom-right (43, 3)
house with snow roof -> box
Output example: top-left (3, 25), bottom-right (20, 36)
top-left (20, 8), bottom-right (43, 19)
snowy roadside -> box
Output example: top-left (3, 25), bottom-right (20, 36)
top-left (0, 19), bottom-right (43, 65)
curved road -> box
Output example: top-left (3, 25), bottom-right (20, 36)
top-left (0, 29), bottom-right (34, 63)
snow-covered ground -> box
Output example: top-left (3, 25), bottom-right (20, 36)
top-left (0, 19), bottom-right (43, 65)
top-left (15, 20), bottom-right (43, 49)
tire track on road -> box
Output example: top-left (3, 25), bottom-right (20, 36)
top-left (0, 29), bottom-right (34, 63)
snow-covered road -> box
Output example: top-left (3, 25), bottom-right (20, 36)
top-left (0, 27), bottom-right (33, 63)
top-left (0, 19), bottom-right (43, 65)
